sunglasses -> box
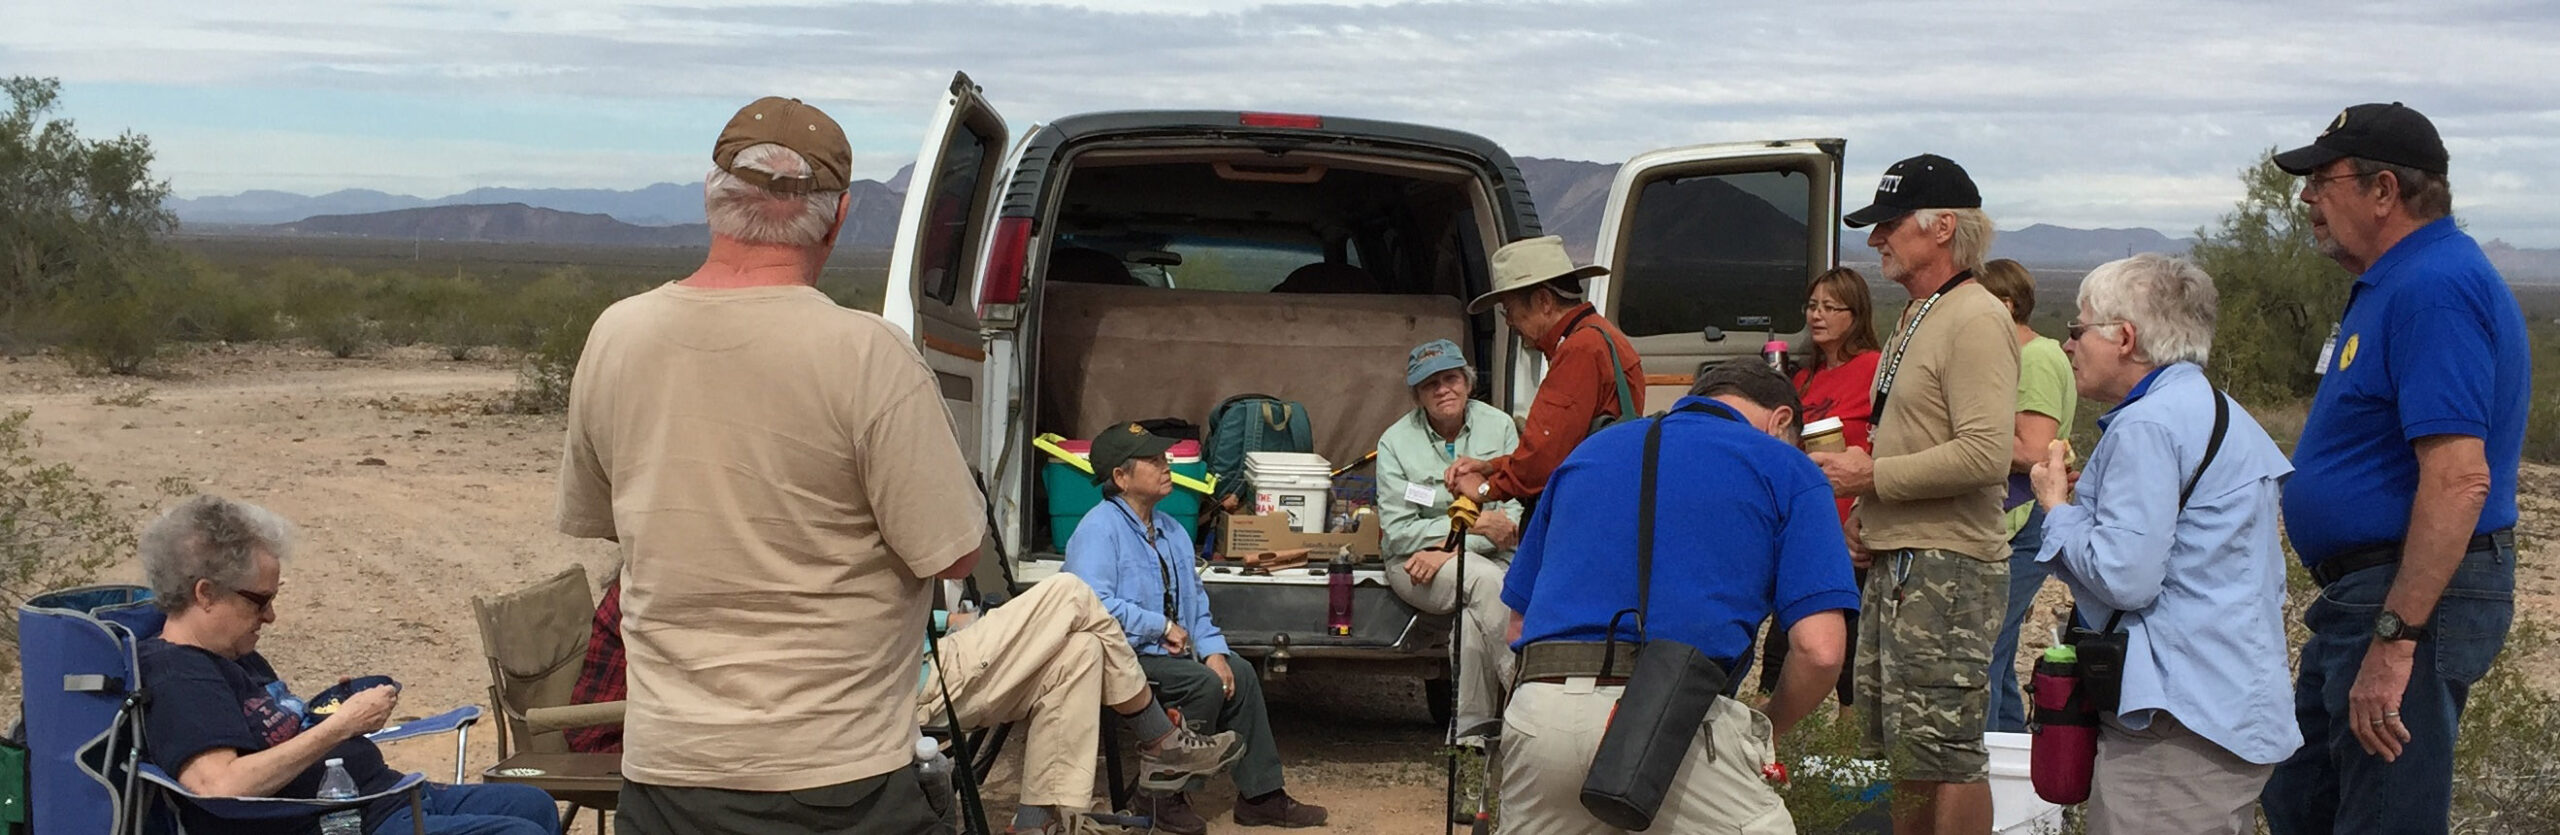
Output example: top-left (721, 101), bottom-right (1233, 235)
top-left (235, 588), bottom-right (277, 613)
top-left (2066, 319), bottom-right (2124, 341)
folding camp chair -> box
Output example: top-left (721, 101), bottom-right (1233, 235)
top-left (471, 564), bottom-right (622, 832)
top-left (17, 584), bottom-right (480, 835)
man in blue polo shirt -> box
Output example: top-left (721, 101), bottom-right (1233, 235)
top-left (2259, 102), bottom-right (2532, 835)
top-left (1499, 361), bottom-right (1859, 833)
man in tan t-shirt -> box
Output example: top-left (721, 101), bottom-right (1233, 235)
top-left (1809, 154), bottom-right (2019, 835)
top-left (557, 96), bottom-right (986, 835)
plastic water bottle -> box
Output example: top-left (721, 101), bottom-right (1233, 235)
top-left (316, 758), bottom-right (362, 835)
top-left (914, 736), bottom-right (958, 831)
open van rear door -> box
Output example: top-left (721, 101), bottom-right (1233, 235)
top-left (1586, 140), bottom-right (1845, 409)
top-left (884, 72), bottom-right (1009, 465)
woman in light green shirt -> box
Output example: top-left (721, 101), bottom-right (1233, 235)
top-left (1979, 259), bottom-right (2079, 732)
top-left (1374, 339), bottom-right (1521, 739)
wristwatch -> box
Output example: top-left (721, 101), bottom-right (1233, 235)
top-left (2374, 610), bottom-right (2430, 643)
top-left (1474, 481), bottom-right (1492, 500)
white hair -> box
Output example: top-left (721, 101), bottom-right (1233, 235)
top-left (140, 495), bottom-right (296, 613)
top-left (1910, 207), bottom-right (1997, 273)
top-left (704, 143), bottom-right (844, 247)
top-left (2077, 253), bottom-right (2218, 367)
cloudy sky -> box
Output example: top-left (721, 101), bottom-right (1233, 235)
top-left (8, 0), bottom-right (2557, 244)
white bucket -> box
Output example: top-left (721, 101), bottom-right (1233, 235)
top-left (1245, 452), bottom-right (1334, 533)
top-left (1987, 731), bottom-right (2063, 834)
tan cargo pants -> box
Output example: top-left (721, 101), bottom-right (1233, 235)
top-left (1500, 680), bottom-right (1794, 834)
top-left (914, 574), bottom-right (1150, 810)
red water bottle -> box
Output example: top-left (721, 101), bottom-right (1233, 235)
top-left (2028, 644), bottom-right (2099, 804)
top-left (1326, 550), bottom-right (1354, 637)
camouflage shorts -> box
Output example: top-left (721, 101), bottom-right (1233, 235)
top-left (1854, 547), bottom-right (2008, 783)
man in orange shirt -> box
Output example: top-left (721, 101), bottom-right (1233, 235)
top-left (1447, 235), bottom-right (1645, 521)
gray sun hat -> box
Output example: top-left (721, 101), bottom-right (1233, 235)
top-left (1406, 339), bottom-right (1469, 387)
top-left (1466, 236), bottom-right (1606, 314)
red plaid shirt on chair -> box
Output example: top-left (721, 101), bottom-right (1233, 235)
top-left (564, 579), bottom-right (625, 753)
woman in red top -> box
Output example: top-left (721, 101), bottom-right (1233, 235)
top-left (1759, 266), bottom-right (1881, 708)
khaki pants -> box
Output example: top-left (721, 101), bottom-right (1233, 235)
top-left (2087, 712), bottom-right (2272, 835)
top-left (1383, 551), bottom-right (1513, 731)
top-left (914, 574), bottom-right (1149, 810)
top-left (1500, 681), bottom-right (1793, 835)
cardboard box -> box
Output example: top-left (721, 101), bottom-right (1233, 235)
top-left (1221, 510), bottom-right (1383, 561)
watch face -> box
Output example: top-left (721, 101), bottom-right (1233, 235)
top-left (2376, 611), bottom-right (2406, 640)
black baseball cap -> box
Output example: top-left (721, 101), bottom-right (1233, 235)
top-left (2273, 102), bottom-right (2448, 176)
top-left (1087, 421), bottom-right (1177, 485)
top-left (1844, 154), bottom-right (1982, 228)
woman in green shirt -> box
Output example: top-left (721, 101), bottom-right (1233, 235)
top-left (1978, 259), bottom-right (2079, 733)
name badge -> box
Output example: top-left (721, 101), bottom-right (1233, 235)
top-left (1404, 482), bottom-right (1438, 507)
top-left (2314, 323), bottom-right (2340, 376)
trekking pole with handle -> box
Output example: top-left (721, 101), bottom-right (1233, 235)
top-left (1439, 496), bottom-right (1484, 834)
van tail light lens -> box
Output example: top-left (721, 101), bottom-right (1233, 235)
top-left (1239, 112), bottom-right (1323, 129)
top-left (979, 216), bottom-right (1032, 312)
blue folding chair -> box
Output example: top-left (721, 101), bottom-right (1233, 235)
top-left (18, 584), bottom-right (481, 834)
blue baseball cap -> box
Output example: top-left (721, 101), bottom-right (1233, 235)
top-left (1406, 339), bottom-right (1469, 387)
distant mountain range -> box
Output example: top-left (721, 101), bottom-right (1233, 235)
top-left (172, 158), bottom-right (2558, 280)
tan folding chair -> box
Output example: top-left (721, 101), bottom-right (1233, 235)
top-left (471, 564), bottom-right (623, 833)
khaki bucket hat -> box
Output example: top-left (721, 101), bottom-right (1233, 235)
top-left (1466, 235), bottom-right (1608, 314)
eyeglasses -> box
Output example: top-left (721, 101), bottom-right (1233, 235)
top-left (2299, 172), bottom-right (2362, 198)
top-left (235, 588), bottom-right (277, 614)
top-left (2066, 319), bottom-right (2124, 342)
top-left (1802, 301), bottom-right (1853, 315)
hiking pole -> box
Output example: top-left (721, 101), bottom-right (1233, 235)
top-left (1439, 496), bottom-right (1482, 835)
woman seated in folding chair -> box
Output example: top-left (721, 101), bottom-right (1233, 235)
top-left (137, 495), bottom-right (562, 835)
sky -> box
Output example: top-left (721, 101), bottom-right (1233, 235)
top-left (7, 0), bottom-right (2558, 245)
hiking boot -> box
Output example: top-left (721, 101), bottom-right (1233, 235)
top-left (1131, 792), bottom-right (1208, 835)
top-left (1136, 727), bottom-right (1244, 792)
top-left (1233, 791), bottom-right (1328, 827)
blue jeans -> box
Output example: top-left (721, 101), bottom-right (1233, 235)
top-left (370, 782), bottom-right (561, 835)
top-left (2261, 539), bottom-right (2515, 835)
top-left (1986, 505), bottom-right (2046, 733)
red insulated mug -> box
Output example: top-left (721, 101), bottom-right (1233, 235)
top-left (2028, 644), bottom-right (2100, 804)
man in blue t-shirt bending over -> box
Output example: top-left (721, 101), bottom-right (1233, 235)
top-left (1499, 361), bottom-right (1860, 834)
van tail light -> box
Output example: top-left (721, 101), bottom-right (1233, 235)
top-left (1240, 112), bottom-right (1323, 129)
top-left (978, 216), bottom-right (1032, 313)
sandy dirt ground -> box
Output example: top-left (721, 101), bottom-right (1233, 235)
top-left (5, 344), bottom-right (2553, 834)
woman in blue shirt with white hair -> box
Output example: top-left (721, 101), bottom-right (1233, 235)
top-left (2028, 253), bottom-right (2300, 835)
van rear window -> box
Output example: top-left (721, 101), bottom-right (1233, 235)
top-left (1614, 170), bottom-right (1814, 337)
top-left (1055, 234), bottom-right (1327, 292)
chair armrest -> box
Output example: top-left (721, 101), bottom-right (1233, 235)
top-left (524, 701), bottom-right (625, 735)
top-left (367, 705), bottom-right (482, 744)
top-left (138, 764), bottom-right (426, 822)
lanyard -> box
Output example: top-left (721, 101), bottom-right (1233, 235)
top-left (1112, 499), bottom-right (1179, 621)
top-left (1870, 270), bottom-right (1974, 424)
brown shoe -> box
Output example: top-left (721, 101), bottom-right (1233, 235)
top-left (1233, 791), bottom-right (1328, 827)
top-left (1131, 792), bottom-right (1208, 835)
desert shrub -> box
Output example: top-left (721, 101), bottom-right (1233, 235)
top-left (169, 259), bottom-right (280, 343)
top-left (2189, 152), bottom-right (2352, 405)
top-left (2525, 322), bottom-right (2559, 465)
top-left (54, 270), bottom-right (177, 375)
top-left (2452, 622), bottom-right (2560, 832)
top-left (496, 267), bottom-right (634, 413)
top-left (0, 409), bottom-right (129, 669)
top-left (276, 263), bottom-right (381, 358)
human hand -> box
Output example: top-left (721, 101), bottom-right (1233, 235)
top-left (1808, 448), bottom-right (1875, 497)
top-left (1471, 510), bottom-right (1518, 549)
top-left (321, 685), bottom-right (399, 739)
top-left (1450, 472), bottom-right (1491, 505)
top-left (1844, 516), bottom-right (1873, 570)
top-left (1163, 622), bottom-right (1190, 656)
top-left (1204, 654), bottom-right (1236, 698)
top-left (2030, 439), bottom-right (2073, 510)
top-left (2350, 638), bottom-right (2417, 760)
top-left (1405, 550), bottom-right (1455, 585)
top-left (946, 610), bottom-right (977, 632)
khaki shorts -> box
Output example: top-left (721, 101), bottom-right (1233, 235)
top-left (1854, 547), bottom-right (2007, 783)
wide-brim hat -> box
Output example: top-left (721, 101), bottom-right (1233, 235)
top-left (1466, 235), bottom-right (1607, 314)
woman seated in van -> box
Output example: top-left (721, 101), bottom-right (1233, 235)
top-left (1063, 422), bottom-right (1329, 831)
top-left (1373, 339), bottom-right (1521, 741)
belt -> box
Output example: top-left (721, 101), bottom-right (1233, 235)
top-left (2309, 529), bottom-right (2513, 588)
top-left (1516, 640), bottom-right (1736, 685)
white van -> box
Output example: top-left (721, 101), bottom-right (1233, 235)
top-left (880, 73), bottom-right (1846, 711)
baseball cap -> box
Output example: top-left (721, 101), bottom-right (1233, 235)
top-left (1405, 339), bottom-right (1469, 387)
top-left (2273, 102), bottom-right (2448, 176)
top-left (1087, 421), bottom-right (1178, 485)
top-left (1844, 154), bottom-right (1982, 229)
top-left (713, 96), bottom-right (854, 194)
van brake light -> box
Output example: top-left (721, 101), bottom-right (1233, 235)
top-left (1239, 112), bottom-right (1323, 129)
top-left (979, 216), bottom-right (1032, 312)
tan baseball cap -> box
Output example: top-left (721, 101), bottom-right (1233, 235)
top-left (713, 96), bottom-right (852, 194)
top-left (1466, 235), bottom-right (1608, 314)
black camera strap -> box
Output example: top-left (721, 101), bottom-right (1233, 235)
top-left (1601, 401), bottom-right (1735, 672)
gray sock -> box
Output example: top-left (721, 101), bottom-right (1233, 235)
top-left (1126, 695), bottom-right (1176, 745)
top-left (1012, 804), bottom-right (1054, 831)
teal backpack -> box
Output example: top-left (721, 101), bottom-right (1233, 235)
top-left (1205, 394), bottom-right (1315, 507)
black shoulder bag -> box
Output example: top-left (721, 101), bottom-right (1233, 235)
top-left (2067, 389), bottom-right (2229, 712)
top-left (1578, 402), bottom-right (1732, 831)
